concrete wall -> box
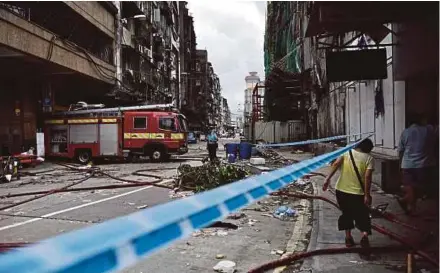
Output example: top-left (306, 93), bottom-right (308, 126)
top-left (0, 9), bottom-right (116, 84)
top-left (63, 1), bottom-right (115, 39)
top-left (316, 86), bottom-right (346, 137)
top-left (254, 120), bottom-right (306, 143)
top-left (313, 29), bottom-right (406, 158)
top-left (343, 31), bottom-right (405, 157)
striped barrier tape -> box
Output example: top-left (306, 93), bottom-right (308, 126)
top-left (0, 136), bottom-right (371, 273)
top-left (256, 132), bottom-right (374, 148)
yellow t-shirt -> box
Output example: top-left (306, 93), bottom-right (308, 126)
top-left (335, 150), bottom-right (375, 195)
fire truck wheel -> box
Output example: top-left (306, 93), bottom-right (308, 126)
top-left (76, 149), bottom-right (91, 164)
top-left (149, 148), bottom-right (165, 162)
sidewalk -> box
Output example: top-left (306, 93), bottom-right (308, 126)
top-left (299, 165), bottom-right (439, 273)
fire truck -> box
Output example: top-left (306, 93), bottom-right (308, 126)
top-left (44, 104), bottom-right (189, 163)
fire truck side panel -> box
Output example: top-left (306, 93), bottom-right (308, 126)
top-left (67, 124), bottom-right (99, 158)
top-left (68, 143), bottom-right (100, 158)
top-left (99, 123), bottom-right (119, 156)
top-left (69, 124), bottom-right (98, 144)
top-left (123, 112), bottom-right (151, 152)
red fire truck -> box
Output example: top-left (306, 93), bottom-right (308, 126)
top-left (44, 104), bottom-right (189, 163)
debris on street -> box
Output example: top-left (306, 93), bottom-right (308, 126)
top-left (213, 260), bottom-right (236, 273)
top-left (296, 178), bottom-right (310, 186)
top-left (273, 206), bottom-right (297, 221)
top-left (255, 147), bottom-right (301, 169)
top-left (169, 190), bottom-right (194, 199)
top-left (247, 219), bottom-right (259, 226)
top-left (249, 157), bottom-right (266, 165)
top-left (216, 254), bottom-right (226, 259)
top-left (215, 230), bottom-right (228, 237)
top-left (270, 249), bottom-right (285, 256)
top-left (136, 205), bottom-right (148, 209)
top-left (227, 212), bottom-right (246, 220)
top-left (175, 163), bottom-right (249, 192)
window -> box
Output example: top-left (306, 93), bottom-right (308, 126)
top-left (134, 117), bottom-right (147, 129)
top-left (159, 117), bottom-right (176, 131)
top-left (196, 80), bottom-right (201, 86)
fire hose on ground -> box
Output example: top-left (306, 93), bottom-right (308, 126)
top-left (268, 191), bottom-right (439, 268)
top-left (0, 179), bottom-right (173, 199)
top-left (248, 245), bottom-right (410, 273)
top-left (0, 172), bottom-right (96, 211)
top-left (0, 166), bottom-right (176, 253)
top-left (0, 166), bottom-right (176, 210)
top-left (0, 144), bottom-right (437, 271)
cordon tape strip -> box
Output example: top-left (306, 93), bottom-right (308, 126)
top-left (0, 136), bottom-right (372, 273)
top-left (256, 132), bottom-right (374, 148)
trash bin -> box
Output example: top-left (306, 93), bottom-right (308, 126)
top-left (239, 142), bottom-right (252, 160)
top-left (225, 143), bottom-right (239, 157)
top-left (227, 153), bottom-right (236, 163)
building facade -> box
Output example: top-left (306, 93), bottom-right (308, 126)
top-left (264, 1), bottom-right (439, 191)
top-left (220, 97), bottom-right (232, 133)
top-left (244, 72), bottom-right (261, 139)
top-left (0, 1), bottom-right (224, 154)
top-left (0, 1), bottom-right (117, 154)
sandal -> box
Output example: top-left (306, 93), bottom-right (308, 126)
top-left (360, 236), bottom-right (370, 248)
top-left (345, 236), bottom-right (355, 247)
top-left (359, 236), bottom-right (372, 259)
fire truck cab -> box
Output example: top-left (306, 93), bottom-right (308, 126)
top-left (44, 104), bottom-right (189, 163)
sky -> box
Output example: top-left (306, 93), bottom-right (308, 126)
top-left (187, 1), bottom-right (266, 118)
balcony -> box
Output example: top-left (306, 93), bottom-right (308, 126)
top-left (0, 8), bottom-right (115, 84)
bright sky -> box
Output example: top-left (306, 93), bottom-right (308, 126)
top-left (187, 1), bottom-right (266, 118)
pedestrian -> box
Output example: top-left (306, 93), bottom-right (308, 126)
top-left (207, 129), bottom-right (218, 161)
top-left (322, 138), bottom-right (374, 249)
top-left (397, 113), bottom-right (438, 215)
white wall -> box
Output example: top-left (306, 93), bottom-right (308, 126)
top-left (254, 121), bottom-right (306, 143)
top-left (344, 31), bottom-right (406, 157)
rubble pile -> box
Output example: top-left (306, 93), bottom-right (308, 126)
top-left (175, 162), bottom-right (250, 192)
top-left (256, 147), bottom-right (296, 167)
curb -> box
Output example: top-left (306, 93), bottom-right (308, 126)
top-left (272, 196), bottom-right (313, 273)
top-left (300, 179), bottom-right (320, 271)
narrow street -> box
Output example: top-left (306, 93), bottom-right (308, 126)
top-left (0, 139), bottom-right (314, 272)
top-left (0, 2), bottom-right (438, 273)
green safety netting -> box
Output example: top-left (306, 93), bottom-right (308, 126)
top-left (264, 2), bottom-right (300, 78)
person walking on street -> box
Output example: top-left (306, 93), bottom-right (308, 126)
top-left (207, 129), bottom-right (218, 162)
top-left (323, 138), bottom-right (375, 249)
top-left (397, 114), bottom-right (437, 215)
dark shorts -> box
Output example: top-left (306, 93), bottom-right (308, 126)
top-left (402, 167), bottom-right (438, 197)
top-left (335, 190), bottom-right (371, 234)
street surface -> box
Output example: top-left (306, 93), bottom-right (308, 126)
top-left (0, 138), bottom-right (314, 273)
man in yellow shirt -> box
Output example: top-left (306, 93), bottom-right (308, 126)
top-left (323, 138), bottom-right (374, 249)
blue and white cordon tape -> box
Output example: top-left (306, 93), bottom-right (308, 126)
top-left (256, 132), bottom-right (374, 148)
top-left (0, 136), bottom-right (371, 273)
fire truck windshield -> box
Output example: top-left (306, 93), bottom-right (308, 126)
top-left (178, 115), bottom-right (189, 132)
